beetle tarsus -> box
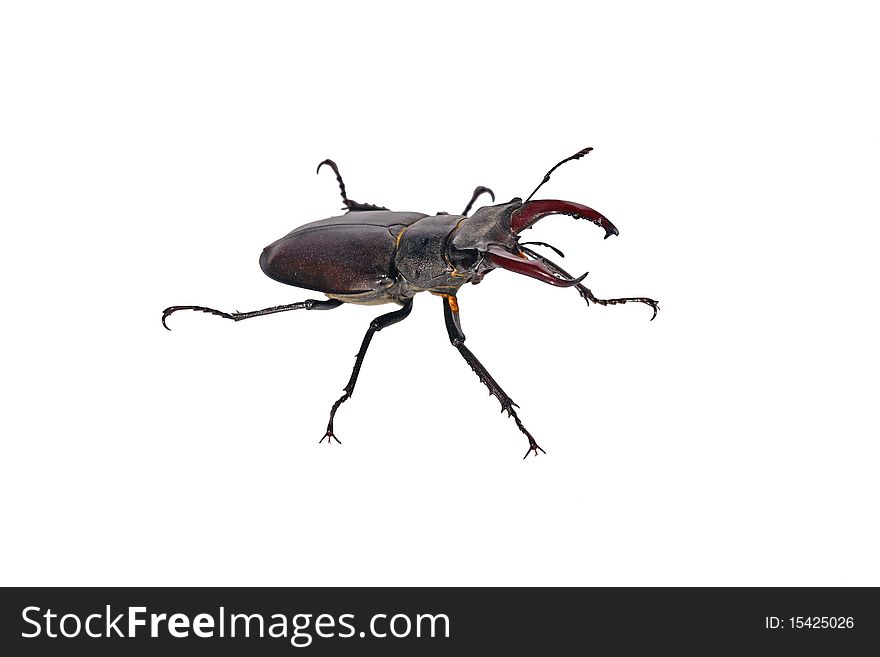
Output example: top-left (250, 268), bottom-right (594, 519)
top-left (322, 392), bottom-right (350, 445)
top-left (586, 295), bottom-right (660, 320)
top-left (162, 305), bottom-right (234, 330)
top-left (161, 299), bottom-right (343, 330)
top-left (580, 289), bottom-right (659, 321)
top-left (511, 409), bottom-right (545, 458)
top-left (319, 430), bottom-right (342, 445)
top-left (520, 247), bottom-right (660, 320)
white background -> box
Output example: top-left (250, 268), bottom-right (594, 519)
top-left (2, 1), bottom-right (878, 586)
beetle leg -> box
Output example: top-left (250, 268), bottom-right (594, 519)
top-left (321, 298), bottom-right (414, 445)
top-left (519, 247), bottom-right (660, 320)
top-left (461, 186), bottom-right (495, 217)
top-left (519, 241), bottom-right (566, 259)
top-left (316, 159), bottom-right (389, 212)
top-left (161, 299), bottom-right (343, 330)
top-left (441, 295), bottom-right (545, 459)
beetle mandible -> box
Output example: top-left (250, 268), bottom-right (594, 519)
top-left (162, 146), bottom-right (659, 458)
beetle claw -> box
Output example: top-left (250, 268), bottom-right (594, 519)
top-left (523, 443), bottom-right (546, 459)
top-left (319, 431), bottom-right (342, 445)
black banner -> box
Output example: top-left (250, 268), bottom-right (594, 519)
top-left (1, 587), bottom-right (876, 654)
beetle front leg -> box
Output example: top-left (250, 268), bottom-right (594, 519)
top-left (520, 246), bottom-right (660, 320)
top-left (321, 299), bottom-right (414, 445)
top-left (440, 295), bottom-right (545, 459)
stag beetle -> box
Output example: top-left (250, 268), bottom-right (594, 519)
top-left (163, 147), bottom-right (658, 458)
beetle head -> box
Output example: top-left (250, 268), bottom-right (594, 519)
top-left (448, 197), bottom-right (618, 286)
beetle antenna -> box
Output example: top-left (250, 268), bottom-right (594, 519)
top-left (316, 158), bottom-right (389, 212)
top-left (524, 146), bottom-right (593, 203)
top-left (461, 186), bottom-right (495, 216)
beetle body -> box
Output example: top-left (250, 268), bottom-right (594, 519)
top-left (259, 203), bottom-right (521, 305)
top-left (164, 148), bottom-right (658, 458)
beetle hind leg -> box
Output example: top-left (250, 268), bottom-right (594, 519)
top-left (441, 295), bottom-right (546, 459)
top-left (321, 299), bottom-right (414, 445)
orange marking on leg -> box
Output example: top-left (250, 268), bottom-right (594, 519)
top-left (433, 292), bottom-right (459, 313)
